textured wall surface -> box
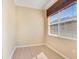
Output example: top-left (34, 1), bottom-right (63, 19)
top-left (16, 6), bottom-right (44, 46)
top-left (3, 0), bottom-right (16, 59)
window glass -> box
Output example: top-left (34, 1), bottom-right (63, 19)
top-left (50, 24), bottom-right (58, 35)
top-left (60, 4), bottom-right (77, 19)
top-left (59, 4), bottom-right (77, 38)
top-left (48, 13), bottom-right (58, 35)
top-left (48, 3), bottom-right (77, 39)
top-left (49, 13), bottom-right (58, 24)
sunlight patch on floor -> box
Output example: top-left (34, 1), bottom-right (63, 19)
top-left (33, 52), bottom-right (48, 59)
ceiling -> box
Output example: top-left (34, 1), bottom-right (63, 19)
top-left (15, 0), bottom-right (58, 9)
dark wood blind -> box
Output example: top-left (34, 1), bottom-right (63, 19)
top-left (47, 0), bottom-right (77, 16)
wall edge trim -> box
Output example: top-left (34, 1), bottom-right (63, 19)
top-left (45, 43), bottom-right (70, 59)
top-left (16, 43), bottom-right (45, 48)
top-left (9, 43), bottom-right (69, 59)
top-left (9, 47), bottom-right (16, 59)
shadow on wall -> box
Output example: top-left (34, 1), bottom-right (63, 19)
top-left (33, 52), bottom-right (48, 59)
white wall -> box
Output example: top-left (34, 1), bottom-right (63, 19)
top-left (16, 6), bottom-right (44, 46)
top-left (2, 2), bottom-right (45, 59)
top-left (2, 0), bottom-right (77, 59)
top-left (44, 10), bottom-right (77, 59)
top-left (3, 0), bottom-right (16, 59)
top-left (46, 36), bottom-right (77, 59)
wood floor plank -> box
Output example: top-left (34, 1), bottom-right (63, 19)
top-left (12, 45), bottom-right (64, 59)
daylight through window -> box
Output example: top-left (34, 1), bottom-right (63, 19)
top-left (48, 3), bottom-right (77, 40)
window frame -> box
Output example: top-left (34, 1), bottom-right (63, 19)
top-left (48, 3), bottom-right (77, 40)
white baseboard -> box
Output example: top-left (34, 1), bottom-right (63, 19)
top-left (16, 43), bottom-right (45, 48)
top-left (9, 43), bottom-right (45, 59)
top-left (9, 47), bottom-right (16, 59)
top-left (9, 43), bottom-right (69, 59)
top-left (45, 44), bottom-right (70, 59)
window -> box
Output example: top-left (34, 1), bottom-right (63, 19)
top-left (48, 13), bottom-right (58, 35)
top-left (48, 3), bottom-right (77, 40)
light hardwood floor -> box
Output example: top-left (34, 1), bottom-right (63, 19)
top-left (12, 45), bottom-right (64, 59)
